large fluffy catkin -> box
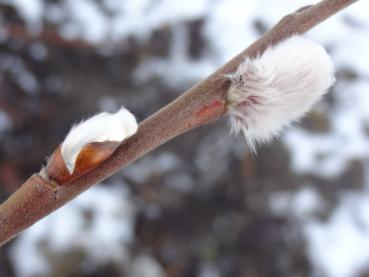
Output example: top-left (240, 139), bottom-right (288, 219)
top-left (226, 36), bottom-right (335, 151)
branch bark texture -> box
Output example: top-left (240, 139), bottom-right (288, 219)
top-left (0, 0), bottom-right (358, 246)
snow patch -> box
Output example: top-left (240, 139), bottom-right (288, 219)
top-left (10, 184), bottom-right (136, 277)
top-left (305, 193), bottom-right (369, 277)
top-left (0, 110), bottom-right (12, 135)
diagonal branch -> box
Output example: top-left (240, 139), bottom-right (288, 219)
top-left (0, 0), bottom-right (358, 246)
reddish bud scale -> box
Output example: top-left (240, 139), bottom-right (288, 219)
top-left (196, 99), bottom-right (226, 122)
top-left (45, 141), bottom-right (120, 185)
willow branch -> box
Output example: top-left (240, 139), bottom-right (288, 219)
top-left (0, 0), bottom-right (358, 246)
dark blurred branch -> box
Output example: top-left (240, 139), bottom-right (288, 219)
top-left (0, 0), bottom-right (358, 246)
top-left (4, 24), bottom-right (93, 49)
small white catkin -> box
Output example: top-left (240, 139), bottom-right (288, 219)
top-left (226, 36), bottom-right (335, 152)
top-left (61, 107), bottom-right (138, 173)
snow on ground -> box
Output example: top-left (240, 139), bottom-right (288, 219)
top-left (3, 0), bottom-right (369, 276)
top-left (9, 184), bottom-right (139, 277)
top-left (199, 262), bottom-right (221, 277)
top-left (269, 186), bottom-right (324, 219)
top-left (270, 188), bottom-right (369, 277)
top-left (128, 255), bottom-right (165, 277)
top-left (0, 110), bottom-right (12, 136)
top-left (305, 192), bottom-right (369, 277)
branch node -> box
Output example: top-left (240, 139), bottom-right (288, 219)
top-left (39, 168), bottom-right (60, 192)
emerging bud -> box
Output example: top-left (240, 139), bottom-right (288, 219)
top-left (226, 36), bottom-right (335, 151)
top-left (61, 107), bottom-right (138, 174)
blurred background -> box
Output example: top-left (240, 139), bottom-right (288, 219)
top-left (0, 0), bottom-right (369, 276)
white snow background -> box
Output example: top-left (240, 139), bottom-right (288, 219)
top-left (1, 0), bottom-right (369, 276)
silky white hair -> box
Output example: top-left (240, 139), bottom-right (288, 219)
top-left (61, 107), bottom-right (138, 173)
top-left (227, 36), bottom-right (335, 151)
